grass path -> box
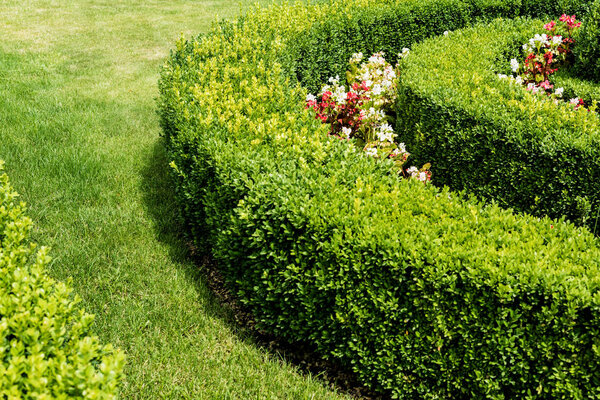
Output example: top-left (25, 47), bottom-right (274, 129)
top-left (0, 1), bottom-right (350, 398)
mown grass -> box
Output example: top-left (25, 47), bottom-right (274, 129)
top-left (0, 1), bottom-right (350, 398)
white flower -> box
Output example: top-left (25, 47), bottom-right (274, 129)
top-left (418, 172), bottom-right (428, 182)
top-left (554, 87), bottom-right (564, 97)
top-left (306, 93), bottom-right (316, 102)
top-left (552, 35), bottom-right (563, 45)
top-left (398, 143), bottom-right (407, 154)
top-left (328, 75), bottom-right (340, 84)
top-left (514, 76), bottom-right (523, 85)
top-left (399, 48), bottom-right (410, 59)
top-left (318, 84), bottom-right (331, 96)
top-left (498, 74), bottom-right (508, 79)
top-left (376, 123), bottom-right (395, 142)
top-left (510, 58), bottom-right (519, 73)
top-left (368, 53), bottom-right (386, 65)
top-left (341, 127), bottom-right (352, 138)
top-left (570, 97), bottom-right (580, 105)
top-left (383, 67), bottom-right (396, 81)
top-left (531, 34), bottom-right (549, 47)
top-left (406, 166), bottom-right (419, 177)
top-left (332, 86), bottom-right (348, 104)
top-left (365, 107), bottom-right (385, 122)
top-left (372, 84), bottom-right (383, 96)
top-left (350, 52), bottom-right (363, 63)
top-left (443, 31), bottom-right (449, 36)
top-left (365, 147), bottom-right (378, 157)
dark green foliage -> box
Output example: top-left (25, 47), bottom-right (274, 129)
top-left (552, 68), bottom-right (600, 105)
top-left (159, 0), bottom-right (600, 398)
top-left (396, 18), bottom-right (600, 229)
top-left (573, 0), bottom-right (600, 82)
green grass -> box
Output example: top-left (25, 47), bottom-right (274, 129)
top-left (0, 1), bottom-right (351, 398)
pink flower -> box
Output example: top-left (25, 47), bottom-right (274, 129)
top-left (539, 80), bottom-right (553, 90)
top-left (544, 20), bottom-right (556, 31)
top-left (559, 14), bottom-right (581, 29)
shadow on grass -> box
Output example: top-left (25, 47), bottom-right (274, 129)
top-left (140, 138), bottom-right (385, 400)
top-left (138, 138), bottom-right (239, 325)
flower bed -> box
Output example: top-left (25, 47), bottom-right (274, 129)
top-left (158, 0), bottom-right (600, 398)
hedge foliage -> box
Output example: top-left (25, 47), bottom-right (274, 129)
top-left (396, 17), bottom-right (600, 229)
top-left (0, 162), bottom-right (125, 399)
top-left (159, 0), bottom-right (600, 398)
top-left (573, 0), bottom-right (600, 82)
top-left (552, 68), bottom-right (600, 107)
top-left (287, 0), bottom-right (593, 93)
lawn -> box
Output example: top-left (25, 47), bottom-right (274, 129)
top-left (0, 1), bottom-right (350, 398)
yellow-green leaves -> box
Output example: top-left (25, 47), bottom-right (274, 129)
top-left (0, 164), bottom-right (125, 398)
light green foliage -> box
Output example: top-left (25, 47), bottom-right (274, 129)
top-left (159, 0), bottom-right (600, 398)
top-left (573, 0), bottom-right (600, 81)
top-left (0, 163), bottom-right (125, 398)
top-left (396, 18), bottom-right (600, 228)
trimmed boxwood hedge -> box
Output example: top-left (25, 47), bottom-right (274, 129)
top-left (159, 0), bottom-right (600, 398)
top-left (0, 162), bottom-right (125, 398)
top-left (573, 0), bottom-right (600, 82)
top-left (395, 17), bottom-right (600, 229)
top-left (287, 0), bottom-right (593, 93)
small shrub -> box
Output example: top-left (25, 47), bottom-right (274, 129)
top-left (0, 161), bottom-right (125, 398)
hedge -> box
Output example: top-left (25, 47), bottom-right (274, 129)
top-left (0, 162), bottom-right (125, 398)
top-left (159, 0), bottom-right (600, 398)
top-left (395, 17), bottom-right (600, 229)
top-left (286, 0), bottom-right (593, 93)
top-left (552, 69), bottom-right (600, 108)
top-left (573, 0), bottom-right (600, 82)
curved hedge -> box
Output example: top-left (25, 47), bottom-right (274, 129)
top-left (0, 162), bottom-right (125, 398)
top-left (552, 68), bottom-right (600, 106)
top-left (159, 0), bottom-right (600, 398)
top-left (396, 17), bottom-right (600, 228)
top-left (573, 0), bottom-right (600, 82)
top-left (285, 0), bottom-right (593, 92)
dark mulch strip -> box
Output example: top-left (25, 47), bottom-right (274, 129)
top-left (191, 248), bottom-right (387, 400)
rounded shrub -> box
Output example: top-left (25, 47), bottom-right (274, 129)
top-left (159, 0), bottom-right (600, 398)
top-left (395, 17), bottom-right (600, 228)
top-left (573, 0), bottom-right (600, 82)
top-left (0, 162), bottom-right (125, 398)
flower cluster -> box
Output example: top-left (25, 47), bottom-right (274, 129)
top-left (306, 51), bottom-right (431, 182)
top-left (499, 14), bottom-right (591, 111)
